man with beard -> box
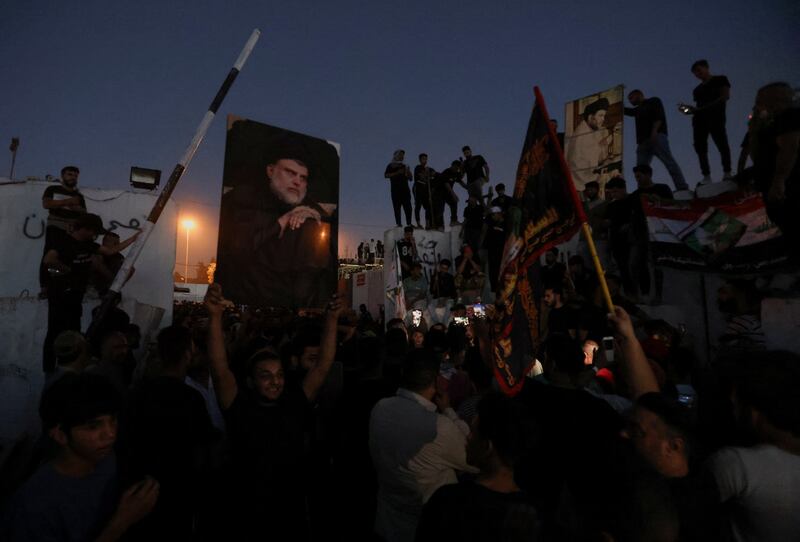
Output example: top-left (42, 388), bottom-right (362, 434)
top-left (216, 146), bottom-right (332, 308)
top-left (567, 97), bottom-right (612, 188)
top-left (40, 166), bottom-right (87, 298)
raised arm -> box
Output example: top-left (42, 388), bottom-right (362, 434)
top-left (303, 294), bottom-right (344, 402)
top-left (204, 283), bottom-right (238, 409)
top-left (608, 306), bottom-right (659, 399)
top-left (98, 231), bottom-right (140, 256)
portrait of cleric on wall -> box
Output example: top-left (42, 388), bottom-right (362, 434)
top-left (215, 116), bottom-right (340, 309)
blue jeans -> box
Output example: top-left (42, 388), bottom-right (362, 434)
top-left (636, 133), bottom-right (689, 191)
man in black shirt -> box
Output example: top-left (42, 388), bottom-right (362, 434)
top-left (385, 149), bottom-right (413, 227)
top-left (40, 166), bottom-right (87, 297)
top-left (489, 183), bottom-right (512, 213)
top-left (462, 196), bottom-right (485, 252)
top-left (483, 207), bottom-right (506, 293)
top-left (121, 325), bottom-right (219, 540)
top-left (604, 177), bottom-right (635, 297)
top-left (625, 89), bottom-right (688, 192)
top-left (430, 259), bottom-right (457, 301)
top-left (462, 146), bottom-right (490, 200)
top-left (396, 226), bottom-right (418, 280)
top-left (416, 392), bottom-right (539, 542)
top-left (630, 165), bottom-right (672, 299)
top-left (687, 60), bottom-right (733, 183)
top-left (205, 284), bottom-right (342, 540)
top-left (413, 153), bottom-right (436, 229)
top-left (751, 82), bottom-right (800, 255)
top-left (541, 248), bottom-right (566, 288)
top-left (41, 213), bottom-right (107, 372)
top-left (543, 283), bottom-right (579, 339)
top-left (435, 160), bottom-right (465, 227)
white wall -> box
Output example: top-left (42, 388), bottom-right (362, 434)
top-left (0, 180), bottom-right (177, 446)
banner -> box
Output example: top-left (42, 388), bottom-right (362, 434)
top-left (643, 190), bottom-right (788, 273)
top-left (215, 116), bottom-right (340, 308)
top-left (494, 88), bottom-right (583, 396)
top-left (564, 85), bottom-right (624, 193)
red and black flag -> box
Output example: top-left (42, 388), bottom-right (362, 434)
top-left (493, 87), bottom-right (586, 395)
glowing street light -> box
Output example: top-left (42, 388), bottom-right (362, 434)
top-left (182, 218), bottom-right (196, 284)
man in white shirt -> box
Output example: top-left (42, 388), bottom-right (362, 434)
top-left (708, 351), bottom-right (800, 542)
top-left (369, 350), bottom-right (476, 542)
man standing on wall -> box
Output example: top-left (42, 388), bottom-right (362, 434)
top-left (385, 150), bottom-right (413, 228)
top-left (686, 59), bottom-right (733, 184)
top-left (40, 166), bottom-right (87, 298)
top-left (625, 89), bottom-right (689, 193)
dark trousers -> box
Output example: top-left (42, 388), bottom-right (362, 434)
top-left (413, 183), bottom-right (431, 226)
top-left (611, 240), bottom-right (634, 297)
top-left (43, 290), bottom-right (83, 372)
top-left (444, 190), bottom-right (458, 223)
top-left (693, 117), bottom-right (732, 176)
top-left (40, 226), bottom-right (69, 288)
top-left (390, 184), bottom-right (412, 227)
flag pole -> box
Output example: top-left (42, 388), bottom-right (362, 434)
top-left (87, 29), bottom-right (261, 338)
top-left (534, 86), bottom-right (614, 313)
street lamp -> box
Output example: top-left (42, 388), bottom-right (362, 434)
top-left (181, 218), bottom-right (195, 284)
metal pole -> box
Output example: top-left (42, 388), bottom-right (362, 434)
top-left (87, 29), bottom-right (260, 338)
top-left (184, 227), bottom-right (190, 284)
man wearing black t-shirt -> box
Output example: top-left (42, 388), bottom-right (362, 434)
top-left (750, 82), bottom-right (800, 256)
top-left (396, 226), bottom-right (418, 280)
top-left (40, 166), bottom-right (87, 296)
top-left (121, 325), bottom-right (219, 540)
top-left (430, 259), bottom-right (457, 301)
top-left (41, 213), bottom-right (103, 373)
top-left (543, 283), bottom-right (579, 339)
top-left (462, 196), bottom-right (485, 252)
top-left (434, 161), bottom-right (465, 228)
top-left (489, 183), bottom-right (512, 213)
top-left (483, 207), bottom-right (506, 293)
top-left (625, 90), bottom-right (688, 192)
top-left (204, 284), bottom-right (342, 541)
top-left (413, 154), bottom-right (436, 229)
top-left (687, 60), bottom-right (733, 183)
top-left (385, 149), bottom-right (413, 227)
top-left (416, 392), bottom-right (539, 542)
top-left (41, 214), bottom-right (139, 372)
top-left (462, 146), bottom-right (490, 201)
top-left (630, 165), bottom-right (672, 299)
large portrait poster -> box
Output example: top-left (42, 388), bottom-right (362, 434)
top-left (215, 116), bottom-right (340, 309)
top-left (564, 85), bottom-right (624, 193)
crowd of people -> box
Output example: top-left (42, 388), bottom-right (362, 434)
top-left (0, 63), bottom-right (797, 542)
top-left (2, 277), bottom-right (798, 541)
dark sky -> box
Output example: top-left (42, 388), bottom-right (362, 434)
top-left (2, 0), bottom-right (798, 263)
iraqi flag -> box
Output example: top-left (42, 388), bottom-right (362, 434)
top-left (643, 191), bottom-right (787, 273)
top-left (493, 88), bottom-right (584, 396)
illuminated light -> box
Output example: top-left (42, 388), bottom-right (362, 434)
top-left (182, 218), bottom-right (196, 230)
top-left (320, 229), bottom-right (327, 239)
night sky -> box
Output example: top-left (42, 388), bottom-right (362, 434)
top-left (2, 0), bottom-right (798, 263)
